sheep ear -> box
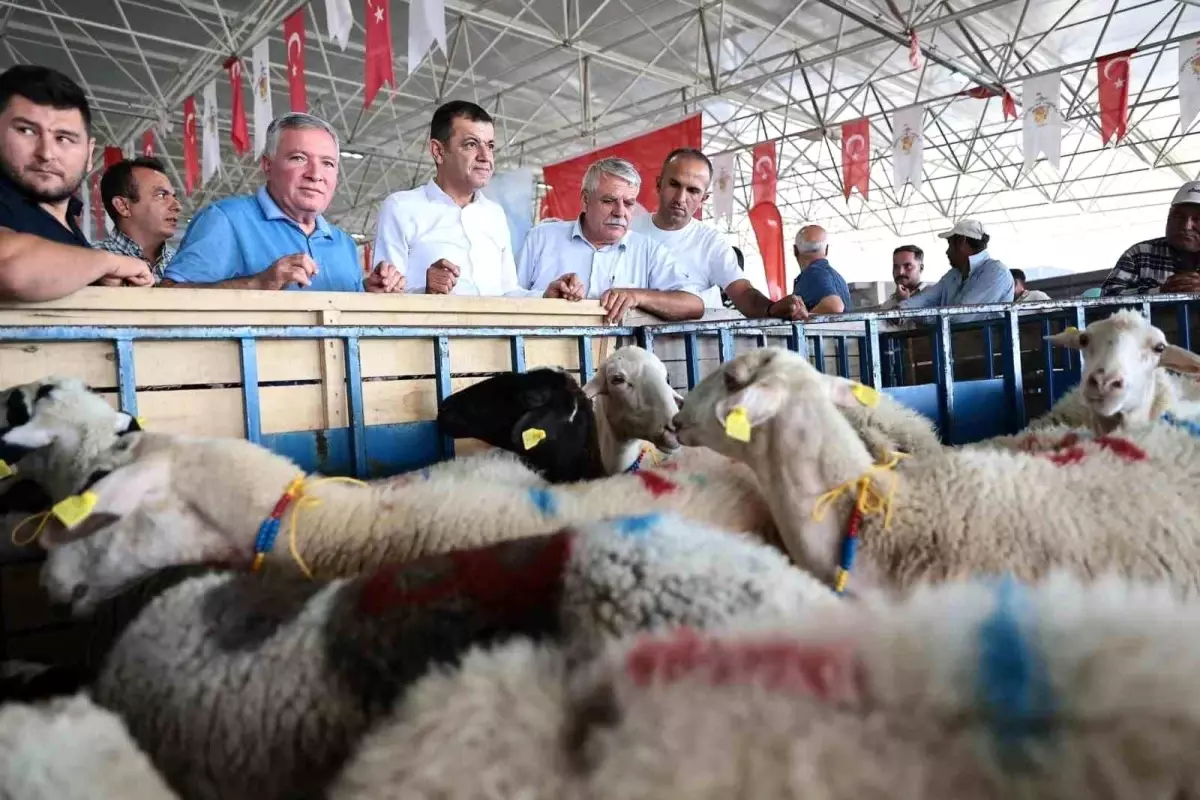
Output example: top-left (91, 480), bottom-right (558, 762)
top-left (0, 419), bottom-right (57, 449)
top-left (583, 365), bottom-right (606, 398)
top-left (672, 389), bottom-right (685, 405)
top-left (714, 381), bottom-right (786, 430)
top-left (1160, 344), bottom-right (1200, 375)
top-left (116, 413), bottom-right (142, 434)
top-left (1045, 327), bottom-right (1083, 350)
top-left (827, 376), bottom-right (880, 408)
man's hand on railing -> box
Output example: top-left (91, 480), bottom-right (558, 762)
top-left (599, 288), bottom-right (641, 324)
top-left (95, 254), bottom-right (154, 288)
top-left (425, 259), bottom-right (460, 294)
top-left (544, 272), bottom-right (585, 302)
top-left (1160, 272), bottom-right (1200, 295)
top-left (251, 254), bottom-right (318, 290)
top-left (364, 261), bottom-right (405, 293)
top-left (766, 294), bottom-right (809, 321)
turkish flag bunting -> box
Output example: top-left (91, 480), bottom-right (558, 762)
top-left (841, 117), bottom-right (870, 200)
top-left (364, 0), bottom-right (395, 111)
top-left (284, 8), bottom-right (308, 112)
top-left (908, 29), bottom-right (920, 69)
top-left (749, 202), bottom-right (786, 302)
top-left (750, 141), bottom-right (777, 207)
top-left (102, 146), bottom-right (123, 168)
top-left (540, 115), bottom-right (701, 219)
top-left (1097, 49), bottom-right (1134, 145)
top-left (90, 173), bottom-right (104, 240)
top-left (224, 55), bottom-right (251, 156)
top-left (183, 96), bottom-right (200, 195)
top-left (960, 85), bottom-right (1018, 120)
top-left (141, 130), bottom-right (155, 157)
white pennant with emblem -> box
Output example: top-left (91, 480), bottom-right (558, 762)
top-left (891, 104), bottom-right (924, 194)
top-left (1022, 71), bottom-right (1062, 173)
top-left (1179, 38), bottom-right (1200, 131)
top-left (251, 37), bottom-right (273, 158)
top-left (710, 151), bottom-right (735, 224)
top-left (201, 79), bottom-right (221, 186)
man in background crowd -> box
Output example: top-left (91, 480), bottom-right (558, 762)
top-left (879, 244), bottom-right (927, 309)
top-left (792, 224), bottom-right (850, 315)
top-left (1011, 268), bottom-right (1050, 302)
top-left (163, 112), bottom-right (402, 293)
top-left (1102, 181), bottom-right (1200, 295)
top-left (373, 100), bottom-right (527, 296)
top-left (0, 64), bottom-right (151, 300)
top-left (632, 148), bottom-right (805, 320)
top-left (896, 219), bottom-right (1013, 317)
top-left (97, 156), bottom-right (180, 283)
top-left (517, 156), bottom-right (704, 323)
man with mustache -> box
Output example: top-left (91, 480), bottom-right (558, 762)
top-left (517, 156), bottom-right (704, 323)
top-left (162, 112), bottom-right (402, 293)
top-left (0, 65), bottom-right (153, 300)
top-left (1101, 181), bottom-right (1200, 296)
top-left (96, 156), bottom-right (180, 283)
top-left (374, 100), bottom-right (533, 297)
top-left (632, 148), bottom-right (806, 320)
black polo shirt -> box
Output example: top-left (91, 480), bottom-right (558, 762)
top-left (0, 172), bottom-right (89, 247)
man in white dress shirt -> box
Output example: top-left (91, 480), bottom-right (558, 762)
top-left (372, 100), bottom-right (541, 297)
top-left (517, 156), bottom-right (704, 323)
top-left (631, 148), bottom-right (806, 320)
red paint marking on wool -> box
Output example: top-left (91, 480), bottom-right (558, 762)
top-left (658, 462), bottom-right (680, 472)
top-left (1094, 435), bottom-right (1147, 462)
top-left (637, 471), bottom-right (678, 497)
top-left (1048, 446), bottom-right (1086, 466)
top-left (624, 628), bottom-right (862, 703)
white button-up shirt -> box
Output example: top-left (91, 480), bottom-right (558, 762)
top-left (516, 216), bottom-right (701, 298)
top-left (372, 180), bottom-right (538, 296)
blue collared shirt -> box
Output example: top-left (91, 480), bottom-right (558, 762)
top-left (898, 250), bottom-right (1013, 321)
top-left (516, 216), bottom-right (701, 297)
top-left (162, 186), bottom-right (363, 291)
top-left (792, 258), bottom-right (851, 310)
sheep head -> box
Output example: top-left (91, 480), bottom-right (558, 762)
top-left (1046, 310), bottom-right (1200, 431)
top-left (584, 346), bottom-right (684, 452)
top-left (437, 367), bottom-right (603, 482)
top-left (672, 348), bottom-right (874, 462)
top-left (0, 377), bottom-right (138, 465)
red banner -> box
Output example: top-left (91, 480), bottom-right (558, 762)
top-left (183, 96), bottom-right (199, 195)
top-left (540, 115), bottom-right (702, 220)
top-left (284, 8), bottom-right (308, 113)
top-left (841, 117), bottom-right (870, 200)
top-left (960, 85), bottom-right (1018, 120)
top-left (751, 141), bottom-right (777, 207)
top-left (364, 0), bottom-right (395, 111)
top-left (141, 130), bottom-right (155, 157)
top-left (1097, 49), bottom-right (1133, 145)
top-left (102, 146), bottom-right (123, 169)
top-left (224, 56), bottom-right (250, 156)
top-left (749, 202), bottom-right (786, 302)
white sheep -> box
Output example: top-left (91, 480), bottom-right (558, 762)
top-left (1033, 309), bottom-right (1200, 434)
top-left (671, 346), bottom-right (1200, 597)
top-left (327, 571), bottom-right (1200, 798)
top-left (0, 692), bottom-right (176, 799)
top-left (88, 513), bottom-right (832, 800)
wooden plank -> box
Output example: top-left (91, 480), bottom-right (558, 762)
top-left (362, 376), bottom-right (487, 425)
top-left (318, 310), bottom-right (346, 429)
top-left (133, 384), bottom-right (327, 437)
top-left (360, 340), bottom-right (434, 378)
top-left (0, 342), bottom-right (116, 388)
top-left (134, 341), bottom-right (240, 387)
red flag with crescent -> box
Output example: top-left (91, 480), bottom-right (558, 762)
top-left (102, 146), bottom-right (123, 168)
top-left (141, 130), bottom-right (155, 157)
top-left (1097, 49), bottom-right (1133, 145)
top-left (182, 95), bottom-right (199, 195)
top-left (841, 117), bottom-right (870, 200)
top-left (224, 55), bottom-right (251, 156)
top-left (749, 202), bottom-right (786, 302)
top-left (751, 141), bottom-right (777, 206)
top-left (364, 0), bottom-right (396, 111)
top-left (284, 8), bottom-right (307, 113)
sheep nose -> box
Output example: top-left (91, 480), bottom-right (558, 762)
top-left (1087, 371), bottom-right (1124, 393)
top-left (664, 420), bottom-right (677, 433)
top-left (70, 583), bottom-right (88, 603)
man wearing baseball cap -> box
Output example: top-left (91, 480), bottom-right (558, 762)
top-left (1101, 181), bottom-right (1200, 295)
top-left (895, 218), bottom-right (1013, 318)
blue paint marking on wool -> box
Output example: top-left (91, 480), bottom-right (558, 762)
top-left (976, 574), bottom-right (1055, 766)
top-left (528, 487), bottom-right (558, 516)
top-left (614, 514), bottom-right (661, 537)
top-left (1162, 412), bottom-right (1200, 439)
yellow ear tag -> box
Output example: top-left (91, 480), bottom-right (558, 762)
top-left (0, 460), bottom-right (14, 480)
top-left (136, 417), bottom-right (147, 429)
top-left (850, 382), bottom-right (881, 408)
top-left (723, 406), bottom-right (752, 443)
top-left (522, 428), bottom-right (547, 450)
top-left (51, 491), bottom-right (98, 529)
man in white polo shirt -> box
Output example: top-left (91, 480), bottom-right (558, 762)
top-left (631, 148), bottom-right (806, 320)
top-left (517, 156), bottom-right (704, 323)
top-left (372, 100), bottom-right (541, 297)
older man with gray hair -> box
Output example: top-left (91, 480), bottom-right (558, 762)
top-left (517, 155), bottom-right (703, 322)
top-left (163, 112), bottom-right (402, 292)
top-left (792, 224), bottom-right (850, 315)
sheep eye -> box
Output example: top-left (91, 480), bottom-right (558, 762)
top-left (723, 371), bottom-right (744, 393)
top-left (609, 375), bottom-right (625, 386)
top-left (1153, 342), bottom-right (1166, 354)
top-left (1078, 333), bottom-right (1090, 348)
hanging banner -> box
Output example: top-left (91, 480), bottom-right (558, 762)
top-left (284, 8), bottom-right (308, 112)
top-left (183, 95), bottom-right (199, 194)
top-left (481, 167), bottom-right (537, 258)
top-left (1178, 38), bottom-right (1200, 131)
top-left (251, 37), bottom-right (273, 157)
top-left (540, 114), bottom-right (701, 220)
top-left (892, 104), bottom-right (924, 193)
top-left (959, 85), bottom-right (1018, 120)
top-left (224, 56), bottom-right (250, 156)
top-left (1097, 50), bottom-right (1133, 145)
top-left (748, 202), bottom-right (786, 302)
top-left (841, 117), bottom-right (870, 200)
top-left (364, 0), bottom-right (396, 111)
top-left (750, 141), bottom-right (777, 207)
top-left (201, 79), bottom-right (221, 186)
top-left (408, 0), bottom-right (447, 73)
top-left (1022, 71), bottom-right (1062, 172)
top-left (709, 151), bottom-right (735, 223)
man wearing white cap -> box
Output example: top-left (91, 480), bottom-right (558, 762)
top-left (1101, 181), bottom-right (1200, 295)
top-left (896, 218), bottom-right (1013, 315)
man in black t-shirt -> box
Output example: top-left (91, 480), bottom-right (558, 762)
top-left (0, 65), bottom-right (151, 301)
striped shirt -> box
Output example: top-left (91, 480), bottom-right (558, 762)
top-left (1101, 237), bottom-right (1200, 295)
top-left (95, 230), bottom-right (176, 282)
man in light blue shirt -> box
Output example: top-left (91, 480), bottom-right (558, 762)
top-left (517, 156), bottom-right (704, 323)
top-left (162, 113), bottom-right (403, 293)
top-left (898, 218), bottom-right (1013, 322)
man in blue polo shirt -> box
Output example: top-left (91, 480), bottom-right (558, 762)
top-left (0, 65), bottom-right (152, 300)
top-left (162, 112), bottom-right (403, 293)
top-left (792, 224), bottom-right (850, 315)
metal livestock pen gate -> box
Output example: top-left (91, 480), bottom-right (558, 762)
top-left (0, 294), bottom-right (1195, 672)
